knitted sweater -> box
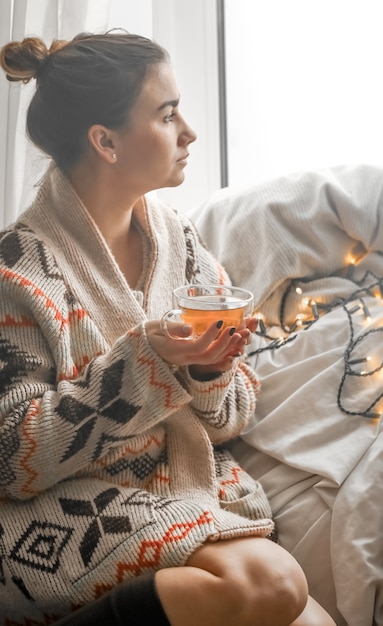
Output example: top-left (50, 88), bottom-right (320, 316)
top-left (0, 167), bottom-right (273, 623)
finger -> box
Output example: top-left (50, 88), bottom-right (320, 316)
top-left (162, 320), bottom-right (193, 340)
top-left (231, 327), bottom-right (251, 346)
top-left (197, 326), bottom-right (243, 363)
top-left (244, 316), bottom-right (258, 333)
top-left (228, 337), bottom-right (247, 357)
top-left (243, 328), bottom-right (252, 345)
top-left (167, 323), bottom-right (242, 367)
top-left (159, 321), bottom-right (229, 368)
top-left (190, 320), bottom-right (227, 351)
top-left (177, 324), bottom-right (232, 366)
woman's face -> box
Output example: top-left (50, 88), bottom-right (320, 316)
top-left (113, 62), bottom-right (197, 196)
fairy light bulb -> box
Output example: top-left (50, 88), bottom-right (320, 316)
top-left (349, 356), bottom-right (372, 365)
top-left (255, 313), bottom-right (266, 335)
top-left (310, 300), bottom-right (319, 319)
top-left (346, 256), bottom-right (356, 278)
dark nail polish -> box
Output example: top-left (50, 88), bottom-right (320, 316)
top-left (229, 327), bottom-right (236, 336)
top-left (216, 320), bottom-right (223, 329)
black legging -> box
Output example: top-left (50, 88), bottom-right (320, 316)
top-left (54, 572), bottom-right (170, 625)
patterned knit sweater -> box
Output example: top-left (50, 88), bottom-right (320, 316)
top-left (0, 167), bottom-right (273, 623)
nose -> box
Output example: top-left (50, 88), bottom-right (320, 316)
top-left (179, 116), bottom-right (197, 145)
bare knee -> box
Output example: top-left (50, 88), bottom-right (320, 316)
top-left (243, 543), bottom-right (308, 625)
top-left (223, 540), bottom-right (308, 625)
top-left (186, 537), bottom-right (309, 626)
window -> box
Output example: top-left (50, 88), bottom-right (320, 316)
top-left (223, 0), bottom-right (383, 188)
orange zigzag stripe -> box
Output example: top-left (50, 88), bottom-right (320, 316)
top-left (123, 330), bottom-right (182, 409)
top-left (238, 359), bottom-right (259, 384)
top-left (0, 267), bottom-right (88, 328)
top-left (137, 354), bottom-right (183, 410)
top-left (0, 268), bottom-right (64, 323)
top-left (218, 466), bottom-right (243, 498)
top-left (20, 399), bottom-right (40, 495)
top-left (94, 511), bottom-right (213, 595)
top-left (95, 434), bottom-right (163, 470)
top-left (0, 309), bottom-right (88, 332)
top-left (195, 377), bottom-right (231, 394)
top-left (0, 313), bottom-right (37, 327)
top-left (57, 353), bottom-right (94, 381)
top-left (120, 433), bottom-right (162, 454)
top-left (148, 473), bottom-right (170, 485)
top-left (217, 263), bottom-right (226, 285)
top-left (68, 309), bottom-right (88, 322)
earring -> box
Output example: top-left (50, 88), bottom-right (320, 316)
top-left (112, 153), bottom-right (117, 161)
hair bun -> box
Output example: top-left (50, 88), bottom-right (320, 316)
top-left (48, 39), bottom-right (68, 54)
top-left (0, 37), bottom-right (53, 83)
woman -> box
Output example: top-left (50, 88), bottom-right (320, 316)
top-left (0, 32), bottom-right (335, 625)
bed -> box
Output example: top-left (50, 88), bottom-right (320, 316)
top-left (192, 163), bottom-right (383, 626)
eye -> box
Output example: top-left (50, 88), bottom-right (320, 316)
top-left (164, 110), bottom-right (176, 122)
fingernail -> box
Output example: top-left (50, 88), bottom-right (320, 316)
top-left (229, 327), bottom-right (236, 336)
top-left (216, 320), bottom-right (223, 329)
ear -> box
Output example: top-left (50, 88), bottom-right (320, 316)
top-left (87, 125), bottom-right (116, 164)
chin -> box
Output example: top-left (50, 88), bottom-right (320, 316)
top-left (156, 171), bottom-right (186, 190)
top-left (168, 173), bottom-right (186, 188)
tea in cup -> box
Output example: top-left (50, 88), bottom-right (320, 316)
top-left (161, 284), bottom-right (254, 339)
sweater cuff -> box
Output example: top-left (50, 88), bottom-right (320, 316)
top-left (180, 363), bottom-right (237, 414)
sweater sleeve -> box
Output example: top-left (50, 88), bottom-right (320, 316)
top-left (176, 213), bottom-right (261, 443)
top-left (0, 230), bottom-right (191, 499)
top-left (179, 359), bottom-right (260, 444)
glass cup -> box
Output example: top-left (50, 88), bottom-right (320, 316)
top-left (161, 284), bottom-right (254, 339)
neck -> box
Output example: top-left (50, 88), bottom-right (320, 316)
top-left (68, 159), bottom-right (139, 244)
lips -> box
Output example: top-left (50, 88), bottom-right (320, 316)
top-left (177, 153), bottom-right (189, 165)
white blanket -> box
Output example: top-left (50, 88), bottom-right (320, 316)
top-left (193, 164), bottom-right (383, 626)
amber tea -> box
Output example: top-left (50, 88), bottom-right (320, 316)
top-left (161, 285), bottom-right (254, 339)
top-left (179, 295), bottom-right (248, 335)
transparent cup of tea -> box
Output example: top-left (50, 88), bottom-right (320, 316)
top-left (161, 284), bottom-right (254, 339)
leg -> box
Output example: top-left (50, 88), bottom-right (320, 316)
top-left (156, 536), bottom-right (335, 626)
top-left (53, 536), bottom-right (335, 626)
top-left (291, 596), bottom-right (337, 626)
top-left (53, 571), bottom-right (169, 625)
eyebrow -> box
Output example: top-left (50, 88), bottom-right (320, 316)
top-left (156, 98), bottom-right (180, 112)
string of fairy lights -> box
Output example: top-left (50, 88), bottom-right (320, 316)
top-left (248, 258), bottom-right (383, 420)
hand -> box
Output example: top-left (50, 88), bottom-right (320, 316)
top-left (145, 316), bottom-right (257, 378)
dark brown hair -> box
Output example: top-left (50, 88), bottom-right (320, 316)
top-left (0, 31), bottom-right (169, 171)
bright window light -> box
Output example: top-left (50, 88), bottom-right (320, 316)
top-left (224, 0), bottom-right (383, 187)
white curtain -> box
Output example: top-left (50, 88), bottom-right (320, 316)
top-left (0, 0), bottom-right (112, 229)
